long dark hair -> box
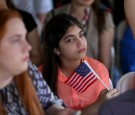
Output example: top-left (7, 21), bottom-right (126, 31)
top-left (92, 0), bottom-right (110, 33)
top-left (43, 13), bottom-right (83, 95)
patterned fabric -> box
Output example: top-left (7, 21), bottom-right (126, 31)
top-left (0, 83), bottom-right (27, 115)
top-left (0, 62), bottom-right (63, 114)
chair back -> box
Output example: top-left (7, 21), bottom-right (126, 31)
top-left (116, 72), bottom-right (135, 94)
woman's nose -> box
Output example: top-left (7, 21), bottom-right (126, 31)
top-left (23, 40), bottom-right (32, 52)
top-left (77, 38), bottom-right (83, 48)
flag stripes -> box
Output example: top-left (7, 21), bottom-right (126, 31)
top-left (65, 61), bottom-right (97, 93)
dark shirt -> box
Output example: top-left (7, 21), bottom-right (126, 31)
top-left (99, 89), bottom-right (135, 115)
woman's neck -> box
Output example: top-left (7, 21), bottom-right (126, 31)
top-left (70, 2), bottom-right (88, 20)
top-left (0, 71), bottom-right (13, 89)
top-left (60, 59), bottom-right (81, 77)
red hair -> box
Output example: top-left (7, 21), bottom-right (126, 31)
top-left (0, 9), bottom-right (45, 115)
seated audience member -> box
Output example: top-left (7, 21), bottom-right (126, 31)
top-left (0, 9), bottom-right (78, 115)
top-left (98, 1), bottom-right (135, 115)
top-left (43, 13), bottom-right (118, 115)
top-left (44, 0), bottom-right (115, 69)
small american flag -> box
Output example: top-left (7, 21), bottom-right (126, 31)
top-left (65, 61), bottom-right (97, 93)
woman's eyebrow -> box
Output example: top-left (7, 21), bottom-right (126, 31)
top-left (8, 34), bottom-right (21, 40)
top-left (79, 29), bottom-right (83, 34)
top-left (63, 35), bottom-right (74, 40)
top-left (63, 29), bottom-right (83, 40)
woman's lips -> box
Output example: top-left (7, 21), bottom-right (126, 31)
top-left (78, 48), bottom-right (86, 53)
top-left (22, 56), bottom-right (30, 62)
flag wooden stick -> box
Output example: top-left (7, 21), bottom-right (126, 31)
top-left (84, 61), bottom-right (110, 90)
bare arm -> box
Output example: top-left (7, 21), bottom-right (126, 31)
top-left (99, 28), bottom-right (114, 69)
top-left (27, 28), bottom-right (42, 66)
top-left (45, 105), bottom-right (64, 115)
top-left (124, 0), bottom-right (135, 38)
top-left (46, 105), bottom-right (79, 115)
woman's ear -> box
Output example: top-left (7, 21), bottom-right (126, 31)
top-left (54, 48), bottom-right (60, 56)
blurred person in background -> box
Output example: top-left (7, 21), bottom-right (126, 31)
top-left (12, 0), bottom-right (53, 35)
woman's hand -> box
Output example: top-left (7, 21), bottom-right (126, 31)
top-left (98, 88), bottom-right (119, 104)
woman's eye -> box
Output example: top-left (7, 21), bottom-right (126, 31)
top-left (66, 37), bottom-right (74, 42)
top-left (80, 33), bottom-right (85, 37)
top-left (11, 38), bottom-right (21, 43)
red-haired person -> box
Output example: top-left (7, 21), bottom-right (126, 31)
top-left (0, 9), bottom-right (78, 115)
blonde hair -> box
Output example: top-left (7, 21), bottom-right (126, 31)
top-left (0, 9), bottom-right (45, 115)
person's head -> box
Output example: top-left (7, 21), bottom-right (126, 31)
top-left (43, 13), bottom-right (87, 94)
top-left (0, 9), bottom-right (31, 79)
top-left (0, 9), bottom-right (44, 115)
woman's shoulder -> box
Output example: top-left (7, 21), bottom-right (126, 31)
top-left (84, 56), bottom-right (108, 71)
top-left (85, 56), bottom-right (103, 65)
top-left (28, 62), bottom-right (43, 81)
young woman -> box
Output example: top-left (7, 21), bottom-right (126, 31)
top-left (44, 0), bottom-right (115, 69)
top-left (43, 13), bottom-right (118, 115)
top-left (0, 9), bottom-right (78, 115)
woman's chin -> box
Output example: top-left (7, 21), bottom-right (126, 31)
top-left (78, 53), bottom-right (86, 59)
top-left (15, 63), bottom-right (28, 75)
